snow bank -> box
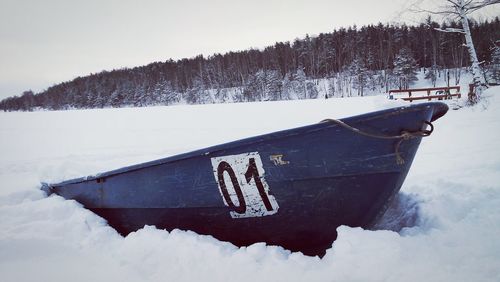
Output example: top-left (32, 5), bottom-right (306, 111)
top-left (1, 89), bottom-right (499, 281)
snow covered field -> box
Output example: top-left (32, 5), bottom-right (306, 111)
top-left (1, 88), bottom-right (499, 282)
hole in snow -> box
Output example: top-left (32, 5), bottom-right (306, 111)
top-left (372, 192), bottom-right (422, 232)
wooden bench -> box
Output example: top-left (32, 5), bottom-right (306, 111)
top-left (389, 86), bottom-right (461, 102)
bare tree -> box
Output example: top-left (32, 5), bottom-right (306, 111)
top-left (413, 0), bottom-right (500, 102)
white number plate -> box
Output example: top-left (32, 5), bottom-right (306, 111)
top-left (211, 152), bottom-right (279, 218)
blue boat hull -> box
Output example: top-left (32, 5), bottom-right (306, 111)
top-left (42, 102), bottom-right (448, 256)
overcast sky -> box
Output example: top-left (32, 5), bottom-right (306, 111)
top-left (0, 0), bottom-right (499, 100)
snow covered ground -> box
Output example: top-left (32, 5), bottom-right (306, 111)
top-left (0, 87), bottom-right (499, 282)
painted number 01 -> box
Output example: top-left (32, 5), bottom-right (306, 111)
top-left (211, 152), bottom-right (279, 218)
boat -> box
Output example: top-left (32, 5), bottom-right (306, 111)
top-left (41, 102), bottom-right (448, 256)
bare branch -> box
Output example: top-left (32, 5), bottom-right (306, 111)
top-left (412, 0), bottom-right (500, 17)
top-left (409, 5), bottom-right (460, 16)
top-left (466, 0), bottom-right (500, 13)
top-left (434, 27), bottom-right (466, 33)
top-left (444, 0), bottom-right (460, 6)
top-left (464, 0), bottom-right (475, 7)
top-left (481, 0), bottom-right (500, 5)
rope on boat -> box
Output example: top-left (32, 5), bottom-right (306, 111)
top-left (320, 119), bottom-right (434, 165)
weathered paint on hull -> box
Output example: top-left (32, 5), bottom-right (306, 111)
top-left (42, 102), bottom-right (448, 256)
top-left (91, 172), bottom-right (401, 255)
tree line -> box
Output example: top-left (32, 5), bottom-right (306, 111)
top-left (1, 17), bottom-right (500, 111)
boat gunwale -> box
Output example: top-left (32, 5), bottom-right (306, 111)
top-left (48, 102), bottom-right (447, 187)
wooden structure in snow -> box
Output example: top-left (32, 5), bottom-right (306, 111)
top-left (389, 86), bottom-right (461, 102)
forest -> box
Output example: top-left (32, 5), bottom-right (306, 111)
top-left (1, 17), bottom-right (500, 111)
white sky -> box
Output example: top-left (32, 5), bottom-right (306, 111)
top-left (0, 0), bottom-right (499, 99)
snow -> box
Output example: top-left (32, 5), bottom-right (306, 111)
top-left (1, 87), bottom-right (499, 282)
